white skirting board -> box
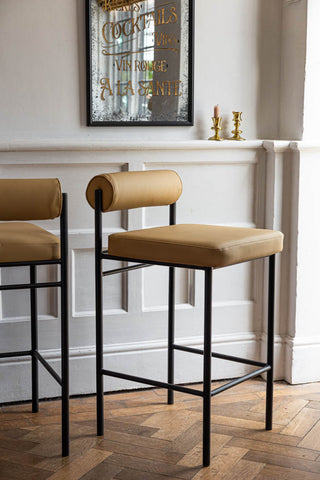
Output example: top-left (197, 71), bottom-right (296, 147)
top-left (0, 333), bottom-right (286, 403)
top-left (284, 336), bottom-right (320, 384)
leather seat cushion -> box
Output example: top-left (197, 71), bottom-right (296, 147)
top-left (0, 223), bottom-right (60, 263)
top-left (108, 224), bottom-right (283, 268)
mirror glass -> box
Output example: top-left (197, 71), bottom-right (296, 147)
top-left (89, 0), bottom-right (192, 125)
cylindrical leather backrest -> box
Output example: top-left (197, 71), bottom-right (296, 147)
top-left (86, 170), bottom-right (182, 212)
top-left (0, 179), bottom-right (62, 221)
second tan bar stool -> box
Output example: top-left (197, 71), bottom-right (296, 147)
top-left (86, 170), bottom-right (283, 467)
top-left (0, 179), bottom-right (69, 456)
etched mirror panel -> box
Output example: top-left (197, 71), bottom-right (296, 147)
top-left (87, 0), bottom-right (193, 125)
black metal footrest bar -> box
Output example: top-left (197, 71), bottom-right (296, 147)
top-left (0, 259), bottom-right (61, 268)
top-left (34, 351), bottom-right (62, 386)
top-left (101, 369), bottom-right (203, 397)
top-left (0, 281), bottom-right (62, 291)
top-left (211, 366), bottom-right (271, 397)
top-left (103, 263), bottom-right (152, 277)
top-left (173, 344), bottom-right (267, 368)
top-left (0, 350), bottom-right (62, 387)
top-left (0, 350), bottom-right (32, 359)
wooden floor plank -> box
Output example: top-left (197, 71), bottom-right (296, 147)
top-left (251, 397), bottom-right (308, 426)
top-left (243, 450), bottom-right (320, 475)
top-left (110, 413), bottom-right (152, 425)
top-left (273, 398), bottom-right (310, 426)
top-left (95, 438), bottom-right (183, 464)
top-left (0, 446), bottom-right (46, 468)
top-left (142, 410), bottom-right (201, 440)
top-left (104, 402), bottom-right (193, 418)
top-left (98, 428), bottom-right (172, 451)
top-left (298, 419), bottom-right (320, 450)
top-left (77, 461), bottom-right (122, 480)
top-left (1, 380), bottom-right (320, 479)
top-left (0, 435), bottom-right (38, 452)
top-left (177, 433), bottom-right (231, 467)
top-left (306, 401), bottom-right (320, 410)
top-left (255, 464), bottom-right (320, 480)
top-left (105, 453), bottom-right (201, 479)
top-left (281, 406), bottom-right (320, 437)
top-left (80, 418), bottom-right (159, 437)
top-left (219, 459), bottom-right (265, 480)
top-left (211, 423), bottom-right (300, 446)
top-left (227, 436), bottom-right (318, 461)
top-left (114, 468), bottom-right (182, 480)
top-left (192, 446), bottom-right (248, 479)
top-left (211, 392), bottom-right (262, 406)
top-left (211, 414), bottom-right (276, 431)
top-left (0, 458), bottom-right (51, 480)
top-left (206, 401), bottom-right (265, 423)
top-left (171, 422), bottom-right (204, 454)
top-left (46, 448), bottom-right (111, 480)
top-left (0, 428), bottom-right (30, 440)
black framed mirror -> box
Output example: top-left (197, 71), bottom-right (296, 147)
top-left (86, 0), bottom-right (194, 126)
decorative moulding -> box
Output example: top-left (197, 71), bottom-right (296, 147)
top-left (289, 141), bottom-right (320, 152)
top-left (0, 332), bottom-right (259, 365)
top-left (263, 140), bottom-right (291, 153)
top-left (0, 139), bottom-right (264, 153)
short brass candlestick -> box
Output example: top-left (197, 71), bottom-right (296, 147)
top-left (228, 111), bottom-right (245, 141)
top-left (209, 117), bottom-right (224, 141)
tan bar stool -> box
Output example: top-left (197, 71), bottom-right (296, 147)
top-left (0, 179), bottom-right (69, 456)
top-left (86, 170), bottom-right (283, 467)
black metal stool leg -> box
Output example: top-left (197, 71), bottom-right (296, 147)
top-left (61, 193), bottom-right (69, 457)
top-left (168, 202), bottom-right (176, 405)
top-left (168, 265), bottom-right (175, 405)
top-left (95, 190), bottom-right (104, 436)
top-left (203, 267), bottom-right (212, 467)
top-left (266, 254), bottom-right (275, 430)
top-left (30, 265), bottom-right (38, 413)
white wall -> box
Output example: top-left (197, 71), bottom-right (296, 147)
top-left (303, 0), bottom-right (320, 140)
top-left (279, 0), bottom-right (307, 140)
top-left (0, 0), bottom-right (282, 142)
top-left (279, 0), bottom-right (320, 141)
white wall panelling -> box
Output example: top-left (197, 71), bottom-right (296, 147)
top-left (3, 139), bottom-right (319, 399)
top-left (0, 140), bottom-right (284, 402)
top-left (285, 142), bottom-right (320, 383)
top-left (263, 141), bottom-right (320, 384)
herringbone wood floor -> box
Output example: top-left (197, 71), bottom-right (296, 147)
top-left (1, 380), bottom-right (320, 479)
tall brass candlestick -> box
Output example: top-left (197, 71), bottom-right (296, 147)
top-left (228, 112), bottom-right (245, 141)
top-left (209, 117), bottom-right (223, 141)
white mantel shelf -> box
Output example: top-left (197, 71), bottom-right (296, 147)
top-left (2, 140), bottom-right (318, 154)
top-left (0, 139), bottom-right (264, 153)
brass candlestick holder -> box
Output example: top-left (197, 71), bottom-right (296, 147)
top-left (209, 117), bottom-right (224, 141)
top-left (228, 111), bottom-right (245, 141)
